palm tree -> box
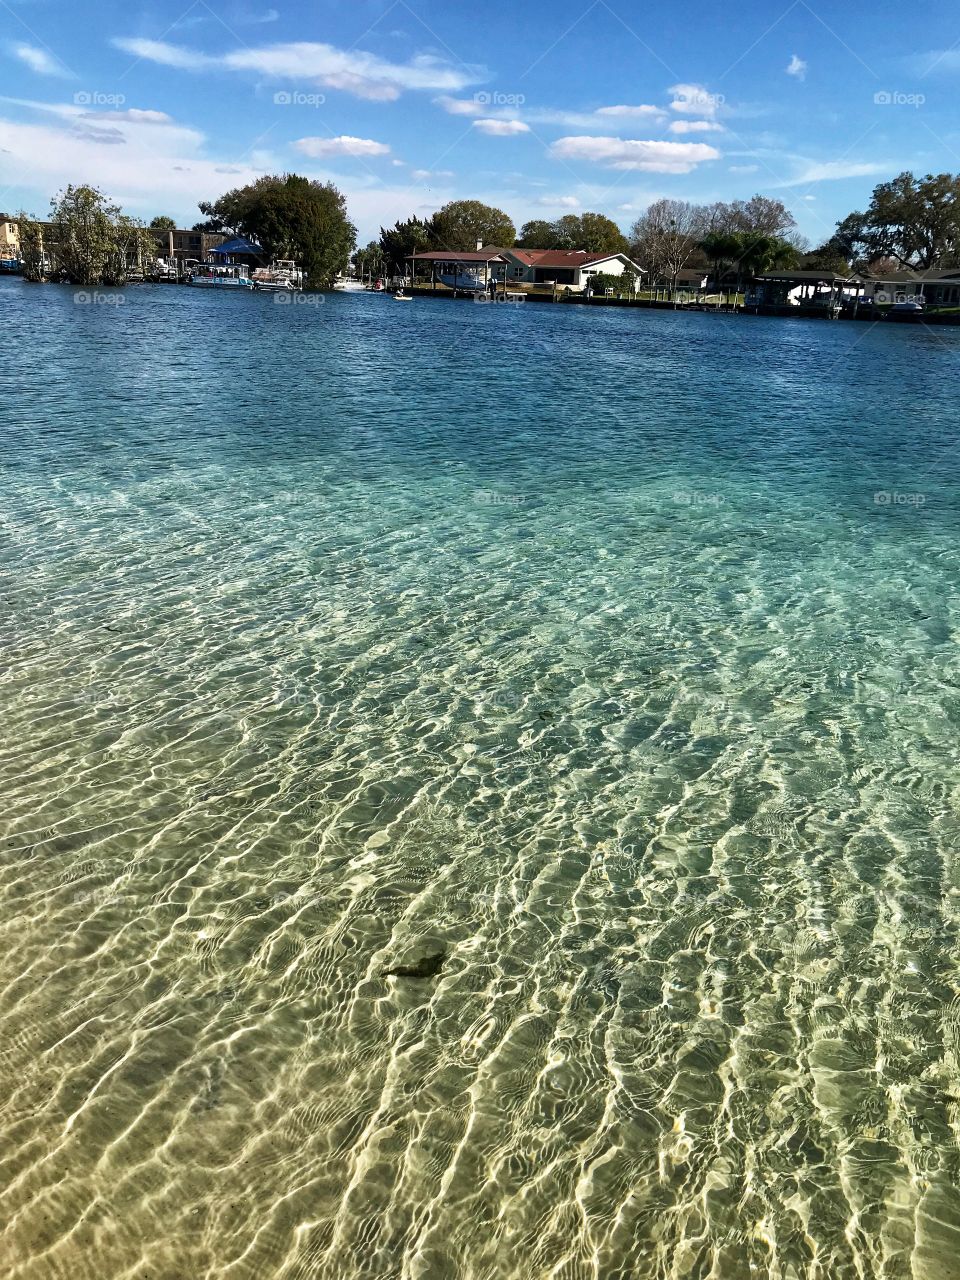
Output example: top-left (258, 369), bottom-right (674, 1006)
top-left (699, 231), bottom-right (741, 297)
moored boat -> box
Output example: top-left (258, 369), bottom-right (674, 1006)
top-left (189, 264), bottom-right (254, 288)
top-left (253, 260), bottom-right (303, 292)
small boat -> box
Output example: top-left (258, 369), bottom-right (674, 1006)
top-left (393, 290), bottom-right (412, 301)
top-left (0, 257), bottom-right (21, 275)
top-left (334, 277), bottom-right (366, 292)
top-left (253, 260), bottom-right (303, 292)
top-left (189, 264), bottom-right (254, 289)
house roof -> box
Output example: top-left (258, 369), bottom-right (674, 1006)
top-left (504, 248), bottom-right (634, 268)
top-left (754, 270), bottom-right (851, 283)
top-left (408, 250), bottom-right (507, 262)
top-left (853, 268), bottom-right (960, 283)
top-left (407, 247), bottom-right (644, 272)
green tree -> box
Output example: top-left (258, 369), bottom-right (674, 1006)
top-left (833, 172), bottom-right (960, 270)
top-left (552, 214), bottom-right (582, 248)
top-left (379, 216), bottom-right (432, 275)
top-left (352, 240), bottom-right (385, 282)
top-left (149, 215), bottom-right (177, 230)
top-left (198, 174), bottom-right (356, 286)
top-left (518, 212), bottom-right (628, 253)
top-left (49, 185), bottom-right (120, 284)
top-left (733, 233), bottom-right (798, 293)
top-left (427, 200), bottom-right (515, 250)
top-left (516, 219), bottom-right (557, 248)
top-left (799, 242), bottom-right (851, 273)
top-left (698, 230), bottom-right (742, 290)
top-left (576, 212), bottom-right (629, 254)
top-left (16, 212), bottom-right (46, 282)
top-left (45, 185), bottom-right (153, 285)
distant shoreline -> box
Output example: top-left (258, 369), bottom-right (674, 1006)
top-left (5, 274), bottom-right (957, 325)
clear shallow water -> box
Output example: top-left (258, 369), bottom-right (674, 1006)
top-left (2, 280), bottom-right (960, 1279)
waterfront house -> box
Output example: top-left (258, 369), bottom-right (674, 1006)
top-left (0, 219), bottom-right (20, 263)
top-left (408, 247), bottom-right (644, 293)
top-left (150, 227), bottom-right (229, 268)
top-left (648, 266), bottom-right (710, 294)
top-left (499, 248), bottom-right (644, 291)
top-left (854, 269), bottom-right (960, 310)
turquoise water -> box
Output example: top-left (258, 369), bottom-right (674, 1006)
top-left (3, 280), bottom-right (960, 1279)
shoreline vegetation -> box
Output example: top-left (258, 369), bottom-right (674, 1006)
top-left (7, 168), bottom-right (960, 322)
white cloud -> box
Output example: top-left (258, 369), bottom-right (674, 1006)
top-left (668, 83), bottom-right (722, 118)
top-left (595, 104), bottom-right (663, 118)
top-left (0, 108), bottom-right (262, 214)
top-left (783, 159), bottom-right (886, 185)
top-left (434, 95), bottom-right (484, 115)
top-left (113, 39), bottom-right (213, 71)
top-left (112, 38), bottom-right (484, 101)
top-left (786, 54), bottom-right (808, 80)
top-left (529, 106), bottom-right (666, 128)
top-left (669, 120), bottom-right (723, 134)
top-left (410, 167), bottom-right (454, 180)
top-left (434, 97), bottom-right (671, 130)
top-left (550, 135), bottom-right (720, 173)
top-left (473, 118), bottom-right (529, 136)
top-left (729, 163), bottom-right (759, 173)
top-left (535, 194), bottom-right (579, 208)
top-left (295, 135), bottom-right (390, 157)
top-left (0, 95), bottom-right (202, 146)
top-left (12, 43), bottom-right (69, 78)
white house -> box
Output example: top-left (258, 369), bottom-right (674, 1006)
top-left (855, 269), bottom-right (960, 309)
top-left (498, 248), bottom-right (644, 292)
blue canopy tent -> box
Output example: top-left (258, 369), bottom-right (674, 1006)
top-left (208, 236), bottom-right (266, 264)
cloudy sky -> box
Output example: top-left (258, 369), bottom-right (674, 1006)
top-left (1, 0), bottom-right (958, 243)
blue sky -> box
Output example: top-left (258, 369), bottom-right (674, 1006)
top-left (2, 0), bottom-right (959, 245)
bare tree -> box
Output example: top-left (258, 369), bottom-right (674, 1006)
top-left (630, 199), bottom-right (705, 294)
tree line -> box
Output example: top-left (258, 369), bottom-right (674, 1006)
top-left (15, 174), bottom-right (358, 286)
top-left (361, 173), bottom-right (960, 286)
top-left (17, 186), bottom-right (158, 284)
top-left (15, 168), bottom-right (960, 288)
top-left (354, 194), bottom-right (801, 287)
